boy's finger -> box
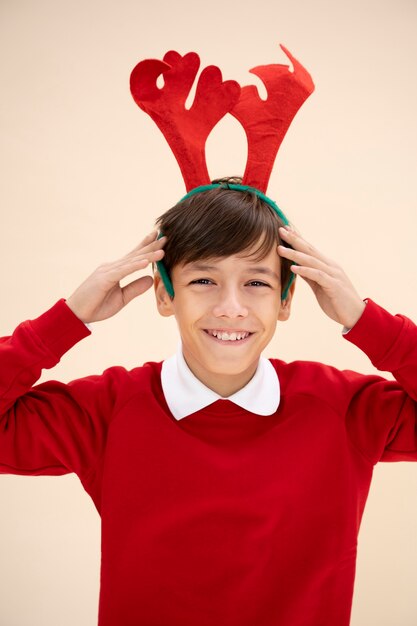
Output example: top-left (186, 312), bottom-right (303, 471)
top-left (279, 227), bottom-right (333, 265)
top-left (111, 249), bottom-right (165, 277)
top-left (125, 248), bottom-right (165, 267)
top-left (277, 246), bottom-right (337, 277)
top-left (126, 234), bottom-right (167, 258)
top-left (99, 258), bottom-right (149, 285)
top-left (290, 264), bottom-right (334, 288)
top-left (99, 250), bottom-right (164, 286)
top-left (122, 275), bottom-right (154, 304)
top-left (132, 230), bottom-right (158, 250)
top-left (142, 230), bottom-right (158, 244)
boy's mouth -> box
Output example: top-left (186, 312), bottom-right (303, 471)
top-left (203, 329), bottom-right (254, 343)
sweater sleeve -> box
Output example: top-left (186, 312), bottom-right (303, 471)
top-left (342, 298), bottom-right (417, 464)
top-left (0, 300), bottom-right (117, 478)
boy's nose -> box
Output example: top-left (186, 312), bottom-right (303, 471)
top-left (212, 287), bottom-right (249, 318)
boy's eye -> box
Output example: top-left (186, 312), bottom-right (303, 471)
top-left (190, 279), bottom-right (213, 285)
top-left (248, 281), bottom-right (270, 288)
top-left (189, 279), bottom-right (270, 287)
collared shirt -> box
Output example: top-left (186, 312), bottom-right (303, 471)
top-left (161, 342), bottom-right (280, 420)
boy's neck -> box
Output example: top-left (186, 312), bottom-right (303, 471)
top-left (182, 352), bottom-right (260, 398)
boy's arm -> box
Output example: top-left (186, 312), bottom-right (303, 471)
top-left (341, 298), bottom-right (417, 462)
top-left (278, 227), bottom-right (417, 463)
top-left (0, 232), bottom-right (167, 477)
top-left (0, 300), bottom-right (96, 476)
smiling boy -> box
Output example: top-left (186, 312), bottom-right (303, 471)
top-left (1, 180), bottom-right (416, 626)
top-left (150, 182), bottom-right (364, 399)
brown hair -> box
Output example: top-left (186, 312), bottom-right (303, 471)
top-left (154, 176), bottom-right (293, 295)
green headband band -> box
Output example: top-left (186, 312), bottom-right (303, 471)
top-left (156, 183), bottom-right (296, 301)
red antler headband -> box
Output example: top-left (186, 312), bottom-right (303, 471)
top-left (130, 44), bottom-right (314, 298)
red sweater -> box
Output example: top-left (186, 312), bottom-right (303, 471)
top-left (1, 299), bottom-right (417, 626)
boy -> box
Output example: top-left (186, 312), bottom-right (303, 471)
top-left (1, 179), bottom-right (416, 626)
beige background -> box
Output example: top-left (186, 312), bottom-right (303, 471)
top-left (1, 0), bottom-right (416, 624)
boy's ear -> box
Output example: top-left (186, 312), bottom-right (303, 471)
top-left (278, 279), bottom-right (296, 322)
top-left (154, 272), bottom-right (175, 317)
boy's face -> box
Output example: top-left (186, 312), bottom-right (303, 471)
top-left (154, 241), bottom-right (294, 396)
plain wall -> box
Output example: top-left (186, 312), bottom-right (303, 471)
top-left (1, 0), bottom-right (416, 624)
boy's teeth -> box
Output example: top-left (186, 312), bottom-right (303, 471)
top-left (209, 330), bottom-right (249, 341)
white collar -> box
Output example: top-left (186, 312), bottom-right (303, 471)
top-left (161, 342), bottom-right (280, 420)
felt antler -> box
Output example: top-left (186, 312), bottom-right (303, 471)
top-left (230, 44), bottom-right (314, 192)
top-left (130, 51), bottom-right (241, 191)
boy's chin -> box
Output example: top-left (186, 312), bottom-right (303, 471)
top-left (197, 355), bottom-right (260, 377)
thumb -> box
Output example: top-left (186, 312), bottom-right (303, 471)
top-left (122, 275), bottom-right (154, 305)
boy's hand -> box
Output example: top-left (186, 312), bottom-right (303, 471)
top-left (66, 231), bottom-right (167, 324)
top-left (277, 227), bottom-right (366, 329)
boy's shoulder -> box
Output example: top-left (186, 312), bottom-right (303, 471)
top-left (66, 360), bottom-right (164, 415)
top-left (95, 359), bottom-right (163, 391)
top-left (268, 357), bottom-right (381, 414)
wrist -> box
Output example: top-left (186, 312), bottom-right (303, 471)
top-left (341, 300), bottom-right (366, 331)
top-left (65, 296), bottom-right (90, 324)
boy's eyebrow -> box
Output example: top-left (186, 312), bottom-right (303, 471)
top-left (182, 263), bottom-right (280, 281)
top-left (182, 263), bottom-right (217, 273)
top-left (248, 267), bottom-right (280, 281)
